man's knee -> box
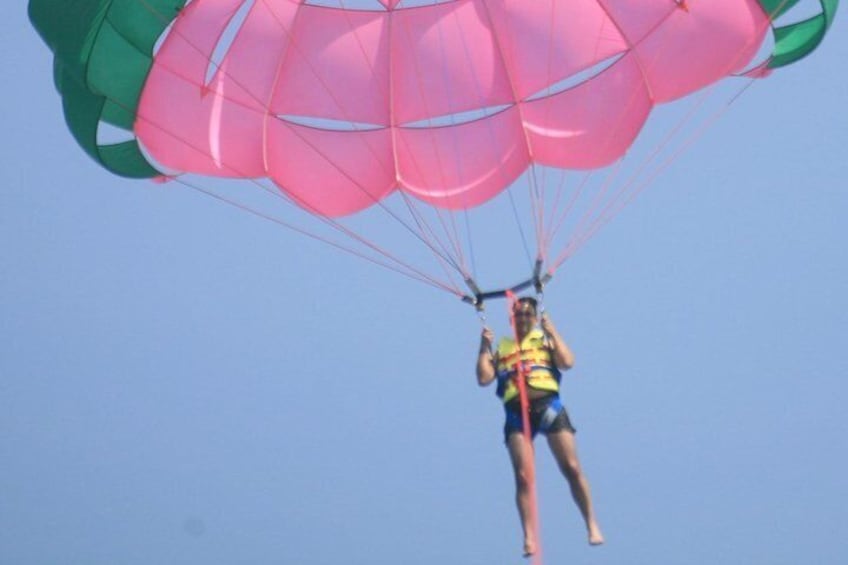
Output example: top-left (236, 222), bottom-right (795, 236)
top-left (561, 458), bottom-right (582, 479)
top-left (514, 466), bottom-right (534, 490)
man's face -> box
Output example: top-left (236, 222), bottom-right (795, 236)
top-left (513, 303), bottom-right (536, 336)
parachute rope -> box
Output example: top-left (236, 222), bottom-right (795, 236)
top-left (548, 16), bottom-right (777, 270)
top-left (554, 76), bottom-right (763, 270)
top-left (174, 176), bottom-right (464, 296)
top-left (528, 164), bottom-right (546, 262)
top-left (131, 90), bottom-right (468, 293)
top-left (394, 190), bottom-right (470, 294)
top-left (477, 0), bottom-right (546, 268)
top-left (389, 11), bottom-right (473, 276)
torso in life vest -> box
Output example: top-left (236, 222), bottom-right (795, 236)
top-left (495, 328), bottom-right (561, 403)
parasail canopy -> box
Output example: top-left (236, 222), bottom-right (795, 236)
top-left (29, 0), bottom-right (839, 305)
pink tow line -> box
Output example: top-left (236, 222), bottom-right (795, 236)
top-left (506, 291), bottom-right (544, 565)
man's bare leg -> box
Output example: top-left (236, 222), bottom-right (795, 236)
top-left (546, 430), bottom-right (605, 545)
top-left (507, 433), bottom-right (538, 556)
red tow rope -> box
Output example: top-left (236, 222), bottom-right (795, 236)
top-left (506, 291), bottom-right (544, 564)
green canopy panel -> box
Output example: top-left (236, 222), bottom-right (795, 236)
top-left (29, 0), bottom-right (185, 178)
top-left (758, 0), bottom-right (840, 69)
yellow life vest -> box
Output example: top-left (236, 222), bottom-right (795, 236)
top-left (495, 328), bottom-right (561, 403)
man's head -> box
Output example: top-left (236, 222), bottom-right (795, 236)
top-left (513, 297), bottom-right (538, 337)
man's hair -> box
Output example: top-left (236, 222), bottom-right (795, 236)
top-left (515, 296), bottom-right (538, 312)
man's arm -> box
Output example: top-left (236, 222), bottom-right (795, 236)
top-left (476, 327), bottom-right (497, 386)
top-left (540, 313), bottom-right (575, 370)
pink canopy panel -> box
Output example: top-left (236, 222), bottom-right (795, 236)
top-left (136, 0), bottom-right (770, 217)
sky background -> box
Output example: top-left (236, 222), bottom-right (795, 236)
top-left (2, 3), bottom-right (847, 565)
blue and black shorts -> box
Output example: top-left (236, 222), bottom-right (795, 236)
top-left (503, 393), bottom-right (575, 442)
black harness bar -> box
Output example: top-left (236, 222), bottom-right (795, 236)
top-left (461, 260), bottom-right (552, 310)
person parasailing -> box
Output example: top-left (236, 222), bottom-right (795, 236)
top-left (476, 297), bottom-right (604, 555)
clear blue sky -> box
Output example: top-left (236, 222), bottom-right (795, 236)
top-left (2, 4), bottom-right (847, 565)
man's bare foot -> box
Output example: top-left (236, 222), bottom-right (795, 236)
top-left (523, 539), bottom-right (537, 557)
top-left (588, 524), bottom-right (605, 546)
